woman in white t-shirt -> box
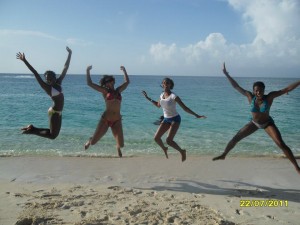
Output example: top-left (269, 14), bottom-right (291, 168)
top-left (142, 78), bottom-right (206, 162)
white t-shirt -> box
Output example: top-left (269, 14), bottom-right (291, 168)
top-left (160, 92), bottom-right (179, 118)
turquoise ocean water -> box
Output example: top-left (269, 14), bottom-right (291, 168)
top-left (0, 74), bottom-right (299, 157)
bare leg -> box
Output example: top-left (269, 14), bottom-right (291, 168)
top-left (111, 119), bottom-right (124, 158)
top-left (154, 123), bottom-right (170, 158)
top-left (213, 122), bottom-right (258, 161)
top-left (21, 113), bottom-right (62, 140)
top-left (85, 117), bottom-right (109, 150)
top-left (265, 124), bottom-right (300, 174)
top-left (166, 122), bottom-right (186, 162)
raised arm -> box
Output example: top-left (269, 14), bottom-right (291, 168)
top-left (223, 62), bottom-right (252, 101)
top-left (16, 52), bottom-right (48, 91)
top-left (86, 65), bottom-right (107, 93)
top-left (175, 96), bottom-right (206, 118)
top-left (142, 91), bottom-right (160, 108)
top-left (268, 80), bottom-right (300, 99)
top-left (117, 66), bottom-right (130, 93)
top-left (57, 46), bottom-right (72, 84)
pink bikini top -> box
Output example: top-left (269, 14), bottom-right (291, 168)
top-left (106, 91), bottom-right (122, 101)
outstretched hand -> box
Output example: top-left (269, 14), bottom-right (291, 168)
top-left (196, 115), bottom-right (207, 119)
top-left (66, 46), bottom-right (72, 54)
top-left (87, 65), bottom-right (92, 71)
top-left (120, 65), bottom-right (126, 71)
top-left (16, 52), bottom-right (25, 61)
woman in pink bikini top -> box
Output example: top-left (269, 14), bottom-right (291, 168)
top-left (84, 65), bottom-right (130, 158)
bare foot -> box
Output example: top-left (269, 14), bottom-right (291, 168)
top-left (163, 147), bottom-right (168, 159)
top-left (84, 138), bottom-right (91, 151)
top-left (181, 150), bottom-right (186, 162)
top-left (21, 124), bottom-right (34, 134)
top-left (118, 149), bottom-right (122, 158)
top-left (212, 154), bottom-right (226, 161)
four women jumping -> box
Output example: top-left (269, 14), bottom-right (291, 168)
top-left (16, 50), bottom-right (300, 173)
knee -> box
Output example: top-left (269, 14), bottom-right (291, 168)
top-left (49, 129), bottom-right (60, 140)
top-left (166, 137), bottom-right (173, 145)
top-left (154, 136), bottom-right (160, 143)
top-left (49, 133), bottom-right (58, 140)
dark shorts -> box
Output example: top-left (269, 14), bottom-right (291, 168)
top-left (162, 115), bottom-right (181, 124)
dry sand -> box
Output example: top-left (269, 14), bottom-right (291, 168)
top-left (0, 155), bottom-right (299, 225)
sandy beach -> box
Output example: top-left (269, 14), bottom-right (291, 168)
top-left (0, 155), bottom-right (299, 225)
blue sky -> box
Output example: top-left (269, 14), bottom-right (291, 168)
top-left (0, 0), bottom-right (300, 77)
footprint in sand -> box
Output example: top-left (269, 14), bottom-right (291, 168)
top-left (107, 186), bottom-right (122, 191)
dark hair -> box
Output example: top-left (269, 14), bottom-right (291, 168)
top-left (100, 75), bottom-right (115, 87)
top-left (163, 77), bottom-right (174, 89)
top-left (44, 70), bottom-right (56, 79)
top-left (253, 81), bottom-right (265, 90)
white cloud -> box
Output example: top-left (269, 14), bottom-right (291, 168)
top-left (147, 0), bottom-right (300, 76)
top-left (150, 42), bottom-right (177, 63)
top-left (182, 33), bottom-right (227, 64)
top-left (229, 0), bottom-right (300, 44)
